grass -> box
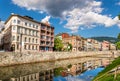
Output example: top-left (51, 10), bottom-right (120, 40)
top-left (93, 57), bottom-right (120, 81)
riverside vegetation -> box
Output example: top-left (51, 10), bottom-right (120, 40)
top-left (93, 57), bottom-right (120, 81)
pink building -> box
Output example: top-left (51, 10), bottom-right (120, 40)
top-left (102, 41), bottom-right (110, 51)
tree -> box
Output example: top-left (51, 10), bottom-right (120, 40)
top-left (117, 33), bottom-right (120, 40)
top-left (118, 14), bottom-right (120, 20)
top-left (54, 37), bottom-right (63, 51)
top-left (67, 43), bottom-right (72, 51)
top-left (116, 41), bottom-right (120, 50)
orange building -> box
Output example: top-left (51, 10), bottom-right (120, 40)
top-left (62, 34), bottom-right (83, 51)
top-left (61, 33), bottom-right (69, 38)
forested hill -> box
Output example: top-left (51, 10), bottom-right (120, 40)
top-left (90, 37), bottom-right (119, 43)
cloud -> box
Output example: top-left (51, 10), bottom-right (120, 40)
top-left (65, 76), bottom-right (85, 81)
top-left (0, 21), bottom-right (5, 31)
top-left (12, 0), bottom-right (94, 17)
top-left (12, 0), bottom-right (120, 33)
top-left (116, 2), bottom-right (120, 6)
top-left (41, 16), bottom-right (51, 24)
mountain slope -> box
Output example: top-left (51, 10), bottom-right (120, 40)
top-left (90, 37), bottom-right (119, 43)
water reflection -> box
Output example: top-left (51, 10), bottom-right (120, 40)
top-left (54, 67), bottom-right (104, 81)
top-left (0, 57), bottom-right (111, 81)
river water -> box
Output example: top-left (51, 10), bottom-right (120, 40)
top-left (0, 57), bottom-right (110, 81)
top-left (54, 67), bottom-right (104, 81)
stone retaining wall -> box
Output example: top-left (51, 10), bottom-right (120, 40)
top-left (0, 51), bottom-right (119, 66)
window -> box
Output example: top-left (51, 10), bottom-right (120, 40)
top-left (17, 20), bottom-right (20, 24)
top-left (17, 44), bottom-right (19, 50)
top-left (20, 27), bottom-right (23, 34)
top-left (29, 23), bottom-right (31, 27)
top-left (32, 45), bottom-right (34, 50)
top-left (29, 38), bottom-right (31, 43)
top-left (25, 22), bottom-right (27, 26)
top-left (12, 36), bottom-right (15, 41)
top-left (34, 31), bottom-right (36, 36)
top-left (36, 39), bottom-right (38, 43)
top-left (24, 45), bottom-right (26, 49)
top-left (32, 31), bottom-right (34, 36)
top-left (25, 28), bottom-right (27, 34)
top-left (36, 25), bottom-right (38, 29)
top-left (13, 19), bottom-right (16, 23)
top-left (13, 26), bottom-right (16, 30)
top-left (32, 38), bottom-right (34, 43)
top-left (29, 30), bottom-right (31, 35)
top-left (22, 28), bottom-right (25, 34)
top-left (17, 36), bottom-right (19, 41)
top-left (36, 46), bottom-right (37, 50)
top-left (36, 32), bottom-right (38, 36)
top-left (33, 24), bottom-right (35, 28)
top-left (31, 30), bottom-right (32, 35)
top-left (24, 37), bottom-right (27, 42)
top-left (17, 27), bottom-right (20, 33)
top-left (28, 45), bottom-right (30, 50)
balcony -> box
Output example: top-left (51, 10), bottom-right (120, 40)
top-left (40, 43), bottom-right (46, 46)
top-left (41, 33), bottom-right (46, 36)
top-left (51, 29), bottom-right (54, 32)
top-left (46, 32), bottom-right (51, 36)
top-left (47, 27), bottom-right (51, 32)
top-left (51, 34), bottom-right (54, 37)
top-left (46, 39), bottom-right (51, 41)
top-left (41, 26), bottom-right (46, 30)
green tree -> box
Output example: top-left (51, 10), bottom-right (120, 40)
top-left (54, 37), bottom-right (63, 51)
top-left (67, 43), bottom-right (72, 51)
top-left (117, 33), bottom-right (120, 40)
top-left (116, 41), bottom-right (120, 50)
top-left (118, 14), bottom-right (120, 20)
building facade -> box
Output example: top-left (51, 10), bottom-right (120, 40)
top-left (0, 31), bottom-right (4, 50)
top-left (3, 14), bottom-right (54, 52)
top-left (60, 33), bottom-right (83, 51)
top-left (40, 23), bottom-right (54, 51)
top-left (101, 41), bottom-right (110, 51)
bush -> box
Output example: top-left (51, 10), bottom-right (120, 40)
top-left (67, 64), bottom-right (72, 68)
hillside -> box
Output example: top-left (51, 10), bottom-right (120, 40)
top-left (90, 37), bottom-right (119, 43)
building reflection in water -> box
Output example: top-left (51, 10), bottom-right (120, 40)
top-left (10, 69), bottom-right (54, 81)
top-left (0, 57), bottom-right (112, 81)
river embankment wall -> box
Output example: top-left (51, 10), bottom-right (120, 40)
top-left (0, 51), bottom-right (119, 66)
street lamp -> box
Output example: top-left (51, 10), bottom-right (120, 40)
top-left (20, 28), bottom-right (23, 54)
top-left (20, 33), bottom-right (22, 54)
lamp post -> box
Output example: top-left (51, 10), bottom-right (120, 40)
top-left (20, 33), bottom-right (22, 54)
top-left (67, 45), bottom-right (70, 51)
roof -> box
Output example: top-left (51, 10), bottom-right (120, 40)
top-left (5, 13), bottom-right (54, 29)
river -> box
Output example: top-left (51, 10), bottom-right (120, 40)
top-left (0, 57), bottom-right (112, 81)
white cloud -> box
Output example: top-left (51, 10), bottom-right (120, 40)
top-left (116, 2), bottom-right (120, 6)
top-left (0, 21), bottom-right (5, 31)
top-left (41, 16), bottom-right (51, 24)
top-left (65, 75), bottom-right (85, 81)
top-left (12, 0), bottom-right (120, 33)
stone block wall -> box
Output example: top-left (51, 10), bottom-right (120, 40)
top-left (0, 51), bottom-right (119, 66)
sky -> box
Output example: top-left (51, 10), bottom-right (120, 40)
top-left (0, 0), bottom-right (120, 38)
